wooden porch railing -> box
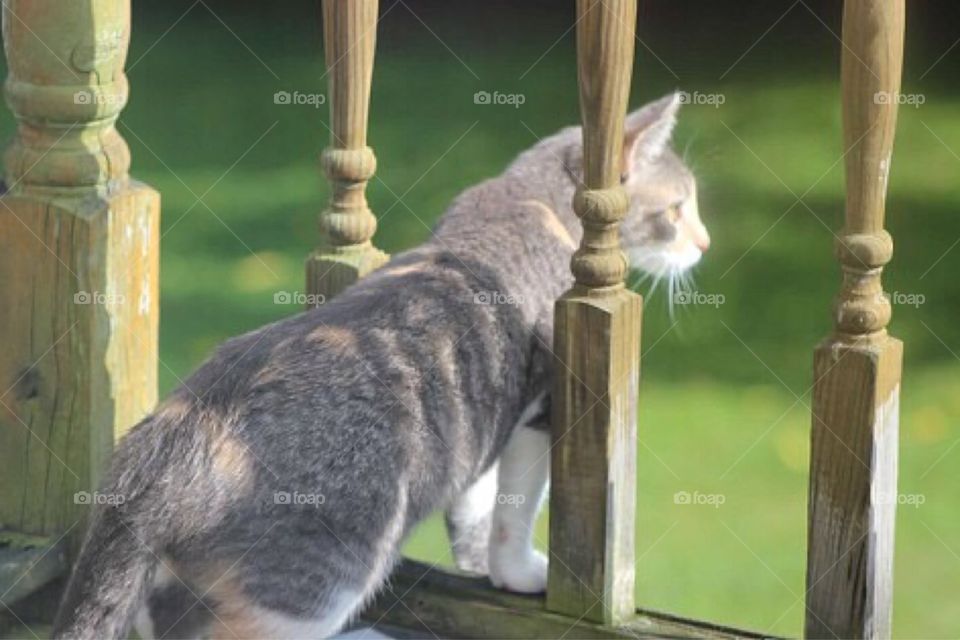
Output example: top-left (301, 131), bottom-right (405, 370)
top-left (0, 1), bottom-right (905, 639)
top-left (806, 1), bottom-right (905, 638)
top-left (306, 0), bottom-right (389, 303)
top-left (0, 0), bottom-right (159, 615)
top-left (547, 0), bottom-right (641, 626)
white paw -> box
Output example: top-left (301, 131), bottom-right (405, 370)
top-left (489, 547), bottom-right (548, 594)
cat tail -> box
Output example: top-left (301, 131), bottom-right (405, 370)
top-left (51, 500), bottom-right (160, 639)
top-left (52, 413), bottom-right (201, 640)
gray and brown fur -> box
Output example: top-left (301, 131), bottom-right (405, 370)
top-left (52, 93), bottom-right (706, 639)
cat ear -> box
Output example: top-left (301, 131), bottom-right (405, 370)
top-left (623, 92), bottom-right (682, 172)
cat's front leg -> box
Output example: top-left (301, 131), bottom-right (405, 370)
top-left (445, 462), bottom-right (498, 575)
top-left (489, 423), bottom-right (550, 594)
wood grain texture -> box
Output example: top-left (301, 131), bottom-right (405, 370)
top-left (363, 559), bottom-right (769, 640)
top-left (568, 0), bottom-right (637, 290)
top-left (306, 0), bottom-right (388, 302)
top-left (806, 2), bottom-right (904, 638)
top-left (0, 0), bottom-right (159, 572)
top-left (547, 0), bottom-right (641, 626)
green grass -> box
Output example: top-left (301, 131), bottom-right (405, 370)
top-left (8, 3), bottom-right (959, 636)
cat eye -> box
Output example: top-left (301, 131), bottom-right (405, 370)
top-left (664, 203), bottom-right (682, 223)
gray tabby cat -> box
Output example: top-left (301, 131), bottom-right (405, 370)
top-left (52, 92), bottom-right (708, 640)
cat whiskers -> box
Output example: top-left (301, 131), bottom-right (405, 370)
top-left (666, 265), bottom-right (694, 319)
top-left (628, 264), bottom-right (694, 320)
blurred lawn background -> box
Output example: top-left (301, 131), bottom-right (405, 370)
top-left (13, 1), bottom-right (958, 636)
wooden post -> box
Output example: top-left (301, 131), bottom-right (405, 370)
top-left (547, 0), bottom-right (640, 626)
top-left (306, 0), bottom-right (388, 302)
top-left (0, 0), bottom-right (159, 564)
top-left (806, 1), bottom-right (904, 638)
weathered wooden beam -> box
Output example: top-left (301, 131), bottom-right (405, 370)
top-left (805, 1), bottom-right (904, 638)
top-left (306, 0), bottom-right (389, 302)
top-left (0, 0), bottom-right (159, 571)
top-left (547, 0), bottom-right (641, 626)
top-left (0, 531), bottom-right (68, 607)
top-left (363, 559), bottom-right (769, 640)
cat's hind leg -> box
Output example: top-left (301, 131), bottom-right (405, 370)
top-left (444, 462), bottom-right (498, 575)
top-left (206, 585), bottom-right (365, 640)
top-left (134, 562), bottom-right (215, 640)
top-left (488, 424), bottom-right (551, 594)
top-left (200, 476), bottom-right (410, 639)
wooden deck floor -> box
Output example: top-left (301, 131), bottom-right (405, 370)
top-left (1, 533), bottom-right (770, 639)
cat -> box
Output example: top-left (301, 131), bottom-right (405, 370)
top-left (52, 92), bottom-right (708, 640)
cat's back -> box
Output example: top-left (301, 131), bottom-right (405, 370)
top-left (168, 244), bottom-right (529, 459)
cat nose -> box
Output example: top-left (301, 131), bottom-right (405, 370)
top-left (696, 237), bottom-right (710, 253)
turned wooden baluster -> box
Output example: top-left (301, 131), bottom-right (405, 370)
top-left (806, 1), bottom-right (904, 638)
top-left (0, 0), bottom-right (159, 564)
top-left (547, 0), bottom-right (641, 626)
top-left (306, 0), bottom-right (388, 302)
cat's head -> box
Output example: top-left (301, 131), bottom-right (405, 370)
top-left (560, 92), bottom-right (709, 279)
